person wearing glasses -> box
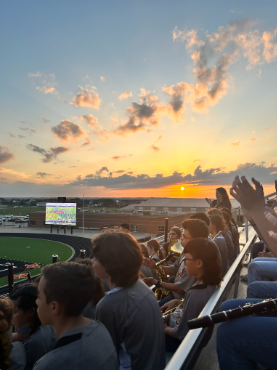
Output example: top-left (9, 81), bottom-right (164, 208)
top-left (161, 238), bottom-right (222, 352)
top-left (143, 219), bottom-right (209, 306)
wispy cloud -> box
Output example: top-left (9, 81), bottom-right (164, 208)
top-left (250, 137), bottom-right (256, 142)
top-left (231, 141), bottom-right (240, 147)
top-left (27, 144), bottom-right (69, 163)
top-left (172, 20), bottom-right (277, 112)
top-left (36, 172), bottom-right (51, 178)
top-left (29, 72), bottom-right (65, 102)
top-left (40, 116), bottom-right (50, 123)
top-left (111, 154), bottom-right (132, 160)
top-left (100, 76), bottom-right (105, 81)
top-left (0, 147), bottom-right (14, 164)
top-left (20, 127), bottom-right (36, 135)
top-left (150, 145), bottom-right (160, 152)
top-left (118, 91), bottom-right (133, 100)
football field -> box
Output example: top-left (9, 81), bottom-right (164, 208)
top-left (0, 237), bottom-right (73, 287)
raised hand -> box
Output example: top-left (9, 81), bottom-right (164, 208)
top-left (230, 176), bottom-right (265, 213)
top-left (142, 277), bottom-right (157, 286)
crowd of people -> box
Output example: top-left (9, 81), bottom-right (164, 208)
top-left (0, 180), bottom-right (276, 369)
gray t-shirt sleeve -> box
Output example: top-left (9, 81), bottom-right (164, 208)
top-left (173, 286), bottom-right (216, 340)
top-left (170, 254), bottom-right (182, 275)
top-left (173, 272), bottom-right (196, 299)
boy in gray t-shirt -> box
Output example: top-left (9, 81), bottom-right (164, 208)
top-left (92, 230), bottom-right (165, 370)
top-left (34, 261), bottom-right (118, 370)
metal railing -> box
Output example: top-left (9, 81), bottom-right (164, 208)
top-left (165, 225), bottom-right (256, 370)
top-left (164, 190), bottom-right (276, 369)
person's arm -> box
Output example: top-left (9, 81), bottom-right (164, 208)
top-left (142, 277), bottom-right (185, 295)
top-left (164, 326), bottom-right (178, 338)
top-left (230, 176), bottom-right (277, 256)
top-left (143, 258), bottom-right (176, 276)
top-left (160, 299), bottom-right (182, 313)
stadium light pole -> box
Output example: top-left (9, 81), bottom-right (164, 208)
top-left (83, 193), bottom-right (84, 234)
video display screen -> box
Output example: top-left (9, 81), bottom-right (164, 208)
top-left (45, 203), bottom-right (76, 226)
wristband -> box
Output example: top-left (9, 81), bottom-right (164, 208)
top-left (156, 279), bottom-right (161, 288)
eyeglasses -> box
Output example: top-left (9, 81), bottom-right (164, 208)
top-left (181, 234), bottom-right (193, 240)
top-left (183, 258), bottom-right (196, 264)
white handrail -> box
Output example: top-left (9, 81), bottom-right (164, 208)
top-left (165, 226), bottom-right (256, 370)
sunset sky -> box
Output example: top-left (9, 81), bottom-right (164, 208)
top-left (1, 0), bottom-right (277, 198)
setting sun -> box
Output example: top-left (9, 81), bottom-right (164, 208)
top-left (181, 187), bottom-right (185, 191)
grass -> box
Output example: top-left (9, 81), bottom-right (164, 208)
top-left (0, 237), bottom-right (73, 287)
top-left (0, 207), bottom-right (45, 216)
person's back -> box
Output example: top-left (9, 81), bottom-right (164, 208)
top-left (222, 230), bottom-right (236, 266)
top-left (33, 320), bottom-right (118, 370)
top-left (24, 324), bottom-right (56, 369)
top-left (92, 230), bottom-right (165, 370)
top-left (96, 279), bottom-right (164, 370)
top-left (213, 236), bottom-right (228, 276)
top-left (231, 223), bottom-right (240, 255)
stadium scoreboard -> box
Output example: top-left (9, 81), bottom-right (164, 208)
top-left (45, 203), bottom-right (76, 226)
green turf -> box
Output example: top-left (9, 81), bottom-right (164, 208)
top-left (0, 207), bottom-right (45, 216)
top-left (0, 237), bottom-right (73, 287)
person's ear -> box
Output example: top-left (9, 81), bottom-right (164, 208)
top-left (196, 260), bottom-right (203, 269)
top-left (50, 301), bottom-right (62, 316)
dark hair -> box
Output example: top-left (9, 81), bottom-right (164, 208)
top-left (10, 284), bottom-right (41, 335)
top-left (120, 223), bottom-right (130, 231)
top-left (181, 219), bottom-right (209, 238)
top-left (169, 226), bottom-right (182, 238)
top-left (209, 214), bottom-right (226, 233)
top-left (0, 298), bottom-right (13, 370)
top-left (147, 239), bottom-right (162, 259)
top-left (140, 243), bottom-right (149, 258)
top-left (221, 207), bottom-right (238, 230)
top-left (42, 262), bottom-right (96, 316)
top-left (184, 238), bottom-right (222, 285)
top-left (190, 212), bottom-right (210, 226)
top-left (207, 208), bottom-right (222, 216)
top-left (92, 229), bottom-right (143, 288)
top-left (216, 187), bottom-right (232, 210)
top-left (76, 258), bottom-right (104, 305)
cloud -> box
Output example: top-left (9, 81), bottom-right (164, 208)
top-left (172, 20), bottom-right (277, 112)
top-left (36, 172), bottom-right (51, 178)
top-left (162, 82), bottom-right (193, 120)
top-left (81, 138), bottom-right (91, 147)
top-left (20, 127), bottom-right (36, 135)
top-left (29, 72), bottom-right (65, 102)
top-left (112, 89), bottom-right (167, 136)
top-left (194, 159), bottom-right (201, 162)
top-left (111, 154), bottom-right (132, 160)
top-left (40, 116), bottom-right (50, 123)
top-left (265, 127), bottom-right (271, 130)
top-left (52, 119), bottom-right (88, 143)
top-left (231, 141), bottom-right (240, 146)
top-left (70, 86), bottom-right (101, 109)
top-left (0, 147), bottom-right (14, 163)
top-left (154, 135), bottom-right (163, 143)
top-left (78, 114), bottom-right (108, 137)
top-left (271, 163), bottom-right (275, 167)
top-left (68, 162), bottom-right (277, 190)
top-left (114, 170), bottom-right (125, 174)
top-left (191, 116), bottom-right (195, 121)
top-left (8, 132), bottom-right (16, 138)
top-left (96, 167), bottom-right (110, 176)
top-left (100, 76), bottom-right (105, 81)
top-left (118, 91), bottom-right (133, 100)
top-left (27, 144), bottom-right (69, 163)
top-left (111, 116), bottom-right (118, 123)
top-left (87, 147), bottom-right (95, 151)
top-left (151, 145), bottom-right (160, 152)
top-left (250, 137), bottom-right (256, 142)
top-left (267, 139), bottom-right (272, 143)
